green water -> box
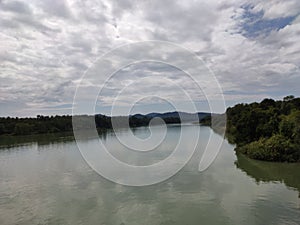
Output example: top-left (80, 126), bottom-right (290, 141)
top-left (0, 125), bottom-right (299, 225)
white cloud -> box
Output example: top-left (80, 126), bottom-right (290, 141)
top-left (252, 0), bottom-right (300, 19)
top-left (0, 0), bottom-right (299, 116)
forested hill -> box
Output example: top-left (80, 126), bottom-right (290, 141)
top-left (226, 96), bottom-right (300, 162)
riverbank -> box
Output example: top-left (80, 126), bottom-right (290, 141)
top-left (201, 96), bottom-right (300, 163)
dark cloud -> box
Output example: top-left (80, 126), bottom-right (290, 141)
top-left (0, 0), bottom-right (32, 14)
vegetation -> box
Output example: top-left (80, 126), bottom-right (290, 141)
top-left (0, 114), bottom-right (181, 136)
top-left (0, 115), bottom-right (73, 136)
top-left (225, 96), bottom-right (300, 162)
top-left (2, 96), bottom-right (300, 162)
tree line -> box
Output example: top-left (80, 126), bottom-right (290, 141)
top-left (0, 114), bottom-right (181, 136)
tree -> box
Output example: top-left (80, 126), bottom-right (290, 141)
top-left (0, 123), bottom-right (5, 135)
top-left (226, 96), bottom-right (300, 162)
top-left (14, 123), bottom-right (34, 135)
top-left (283, 95), bottom-right (295, 102)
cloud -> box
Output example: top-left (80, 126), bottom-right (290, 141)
top-left (39, 0), bottom-right (73, 19)
top-left (0, 0), bottom-right (32, 15)
top-left (251, 0), bottom-right (300, 19)
top-left (0, 0), bottom-right (299, 116)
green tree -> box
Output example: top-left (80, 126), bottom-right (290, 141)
top-left (283, 95), bottom-right (295, 102)
top-left (14, 123), bottom-right (34, 135)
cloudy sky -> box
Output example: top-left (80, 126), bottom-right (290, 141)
top-left (1, 0), bottom-right (300, 117)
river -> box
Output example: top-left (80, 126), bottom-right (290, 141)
top-left (0, 125), bottom-right (299, 225)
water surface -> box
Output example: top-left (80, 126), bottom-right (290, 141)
top-left (0, 125), bottom-right (299, 225)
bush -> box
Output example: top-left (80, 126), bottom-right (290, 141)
top-left (236, 134), bottom-right (298, 162)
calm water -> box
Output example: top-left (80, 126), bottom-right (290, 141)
top-left (0, 125), bottom-right (299, 225)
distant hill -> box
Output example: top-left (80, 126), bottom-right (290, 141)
top-left (132, 111), bottom-right (211, 122)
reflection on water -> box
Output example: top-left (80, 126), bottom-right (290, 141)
top-left (235, 153), bottom-right (300, 196)
top-left (0, 125), bottom-right (299, 225)
top-left (0, 132), bottom-right (75, 149)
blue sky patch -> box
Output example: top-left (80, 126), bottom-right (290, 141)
top-left (240, 5), bottom-right (296, 38)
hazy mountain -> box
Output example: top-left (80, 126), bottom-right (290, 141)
top-left (132, 111), bottom-right (211, 122)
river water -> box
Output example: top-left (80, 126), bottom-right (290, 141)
top-left (0, 125), bottom-right (299, 225)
